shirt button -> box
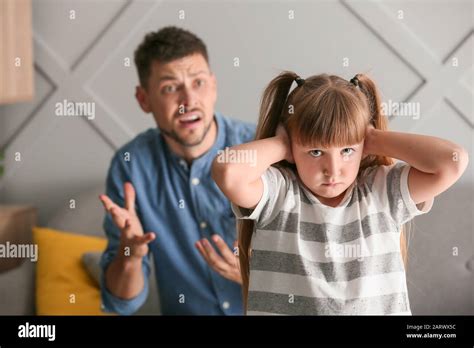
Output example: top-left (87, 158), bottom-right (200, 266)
top-left (200, 221), bottom-right (207, 229)
top-left (222, 301), bottom-right (230, 309)
top-left (191, 177), bottom-right (200, 186)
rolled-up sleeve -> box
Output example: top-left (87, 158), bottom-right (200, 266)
top-left (99, 153), bottom-right (151, 315)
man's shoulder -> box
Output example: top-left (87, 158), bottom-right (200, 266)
top-left (217, 113), bottom-right (256, 144)
top-left (112, 128), bottom-right (159, 162)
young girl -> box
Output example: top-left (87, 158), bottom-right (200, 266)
top-left (212, 72), bottom-right (468, 315)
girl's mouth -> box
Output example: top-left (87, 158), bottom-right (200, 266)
top-left (322, 182), bottom-right (340, 187)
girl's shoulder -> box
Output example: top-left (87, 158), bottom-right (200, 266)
top-left (263, 165), bottom-right (300, 195)
top-left (266, 165), bottom-right (298, 181)
top-left (357, 161), bottom-right (408, 190)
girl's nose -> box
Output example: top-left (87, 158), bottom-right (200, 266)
top-left (323, 158), bottom-right (341, 177)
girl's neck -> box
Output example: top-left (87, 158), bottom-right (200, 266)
top-left (315, 191), bottom-right (347, 207)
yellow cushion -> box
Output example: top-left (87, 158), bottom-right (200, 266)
top-left (33, 227), bottom-right (113, 315)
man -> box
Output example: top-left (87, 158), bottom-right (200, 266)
top-left (99, 26), bottom-right (255, 315)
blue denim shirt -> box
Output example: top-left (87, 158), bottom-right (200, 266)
top-left (100, 113), bottom-right (255, 315)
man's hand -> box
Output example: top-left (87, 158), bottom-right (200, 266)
top-left (99, 182), bottom-right (155, 261)
top-left (195, 235), bottom-right (242, 285)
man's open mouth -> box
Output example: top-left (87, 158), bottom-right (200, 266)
top-left (178, 113), bottom-right (202, 126)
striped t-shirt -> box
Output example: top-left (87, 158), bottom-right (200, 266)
top-left (232, 162), bottom-right (433, 315)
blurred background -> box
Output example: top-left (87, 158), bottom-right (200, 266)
top-left (0, 0), bottom-right (472, 315)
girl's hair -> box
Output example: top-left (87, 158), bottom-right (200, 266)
top-left (238, 72), bottom-right (408, 311)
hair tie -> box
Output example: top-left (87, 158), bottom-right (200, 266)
top-left (295, 76), bottom-right (305, 87)
top-left (350, 76), bottom-right (359, 87)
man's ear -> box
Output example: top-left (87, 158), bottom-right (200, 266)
top-left (135, 85), bottom-right (151, 113)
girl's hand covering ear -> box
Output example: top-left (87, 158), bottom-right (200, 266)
top-left (363, 124), bottom-right (376, 157)
top-left (275, 124), bottom-right (294, 163)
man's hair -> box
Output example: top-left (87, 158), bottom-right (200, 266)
top-left (134, 26), bottom-right (209, 88)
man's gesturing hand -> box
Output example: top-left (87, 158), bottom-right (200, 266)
top-left (99, 182), bottom-right (155, 261)
top-left (195, 235), bottom-right (242, 285)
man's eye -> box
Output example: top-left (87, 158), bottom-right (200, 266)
top-left (195, 79), bottom-right (205, 87)
top-left (309, 150), bottom-right (322, 157)
top-left (342, 148), bottom-right (355, 156)
top-left (163, 85), bottom-right (177, 93)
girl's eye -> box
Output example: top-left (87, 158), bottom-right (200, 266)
top-left (309, 150), bottom-right (322, 157)
top-left (342, 148), bottom-right (355, 156)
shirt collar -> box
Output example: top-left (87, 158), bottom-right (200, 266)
top-left (159, 112), bottom-right (226, 171)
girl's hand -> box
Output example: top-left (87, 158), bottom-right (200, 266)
top-left (363, 124), bottom-right (376, 157)
top-left (275, 124), bottom-right (294, 163)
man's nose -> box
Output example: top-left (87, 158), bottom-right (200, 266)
top-left (180, 85), bottom-right (198, 109)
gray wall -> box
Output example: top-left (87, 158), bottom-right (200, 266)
top-left (0, 0), bottom-right (472, 314)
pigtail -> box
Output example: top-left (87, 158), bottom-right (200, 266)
top-left (239, 71), bottom-right (298, 311)
top-left (255, 71), bottom-right (300, 139)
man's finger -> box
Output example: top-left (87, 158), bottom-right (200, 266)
top-left (120, 218), bottom-right (134, 239)
top-left (195, 240), bottom-right (212, 265)
top-left (211, 234), bottom-right (237, 264)
top-left (124, 182), bottom-right (136, 212)
top-left (201, 238), bottom-right (228, 273)
top-left (196, 240), bottom-right (226, 273)
top-left (133, 232), bottom-right (156, 245)
top-left (99, 194), bottom-right (118, 212)
top-left (110, 207), bottom-right (128, 229)
top-left (196, 240), bottom-right (242, 285)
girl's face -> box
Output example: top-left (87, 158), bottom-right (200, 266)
top-left (292, 140), bottom-right (364, 206)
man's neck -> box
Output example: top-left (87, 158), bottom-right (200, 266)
top-left (163, 118), bottom-right (218, 165)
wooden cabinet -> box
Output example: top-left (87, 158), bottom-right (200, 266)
top-left (0, 0), bottom-right (34, 104)
top-left (0, 205), bottom-right (37, 272)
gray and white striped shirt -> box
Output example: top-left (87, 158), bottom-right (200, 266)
top-left (232, 162), bottom-right (433, 315)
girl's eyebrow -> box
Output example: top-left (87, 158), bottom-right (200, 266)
top-left (305, 144), bottom-right (360, 150)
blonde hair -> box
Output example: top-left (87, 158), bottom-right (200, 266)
top-left (239, 71), bottom-right (408, 311)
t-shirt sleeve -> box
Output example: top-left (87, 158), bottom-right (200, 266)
top-left (231, 166), bottom-right (291, 227)
top-left (369, 162), bottom-right (434, 226)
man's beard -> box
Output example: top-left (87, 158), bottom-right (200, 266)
top-left (160, 117), bottom-right (213, 147)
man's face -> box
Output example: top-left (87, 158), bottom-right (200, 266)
top-left (292, 140), bottom-right (364, 202)
top-left (137, 53), bottom-right (217, 147)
